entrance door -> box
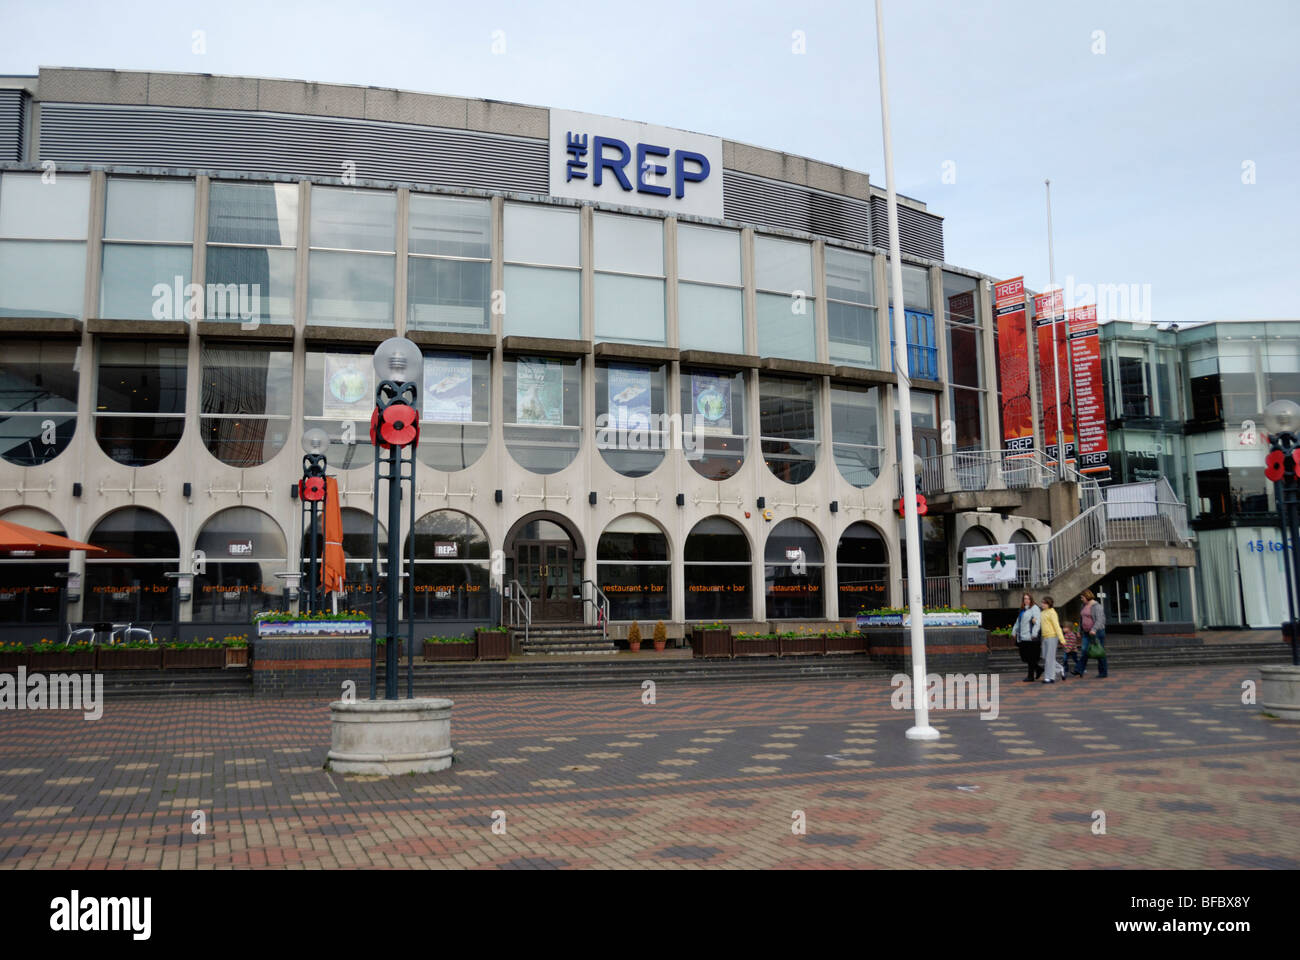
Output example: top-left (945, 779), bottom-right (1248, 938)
top-left (516, 540), bottom-right (577, 621)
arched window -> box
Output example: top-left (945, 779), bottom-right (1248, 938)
top-left (681, 367), bottom-right (746, 481)
top-left (764, 519), bottom-right (824, 619)
top-left (1010, 528), bottom-right (1041, 586)
top-left (958, 525), bottom-right (996, 589)
top-left (302, 507), bottom-right (386, 611)
top-left (95, 341), bottom-right (187, 466)
top-left (419, 350), bottom-right (490, 472)
top-left (595, 361), bottom-right (667, 478)
top-left (760, 376), bottom-right (819, 484)
top-left (303, 347), bottom-right (377, 470)
top-left (84, 507), bottom-right (179, 624)
top-left (831, 384), bottom-right (883, 487)
top-left (597, 515), bottom-right (669, 621)
top-left (404, 510), bottom-right (490, 621)
top-left (683, 517), bottom-right (751, 621)
top-left (0, 340), bottom-right (78, 466)
top-left (837, 522), bottom-right (889, 616)
top-left (504, 355), bottom-right (582, 474)
top-left (200, 341), bottom-right (293, 467)
top-left (192, 508), bottom-right (288, 622)
top-left (0, 507), bottom-right (68, 625)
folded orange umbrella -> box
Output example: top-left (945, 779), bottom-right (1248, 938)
top-left (321, 477), bottom-right (346, 594)
top-left (0, 518), bottom-right (106, 554)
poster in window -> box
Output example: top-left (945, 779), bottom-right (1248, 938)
top-left (691, 373), bottom-right (732, 435)
top-left (423, 354), bottom-right (474, 423)
top-left (516, 357), bottom-right (563, 426)
top-left (322, 354), bottom-right (374, 420)
top-left (607, 364), bottom-right (652, 430)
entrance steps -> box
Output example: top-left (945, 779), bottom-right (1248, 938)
top-left (514, 624), bottom-right (617, 656)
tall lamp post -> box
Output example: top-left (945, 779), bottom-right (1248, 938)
top-left (370, 337), bottom-right (421, 701)
top-left (1263, 398), bottom-right (1300, 665)
top-left (300, 428), bottom-right (330, 615)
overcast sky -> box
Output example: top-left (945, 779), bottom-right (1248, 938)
top-left (3, 0), bottom-right (1297, 324)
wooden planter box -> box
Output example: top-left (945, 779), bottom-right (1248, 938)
top-left (824, 633), bottom-right (867, 655)
top-left (31, 650), bottom-right (97, 670)
top-left (225, 646), bottom-right (249, 668)
top-left (691, 628), bottom-right (732, 659)
top-left (732, 636), bottom-right (780, 658)
top-left (375, 641), bottom-right (407, 660)
top-left (97, 647), bottom-right (162, 670)
top-left (476, 630), bottom-right (509, 661)
top-left (163, 647), bottom-right (225, 670)
top-left (0, 650), bottom-right (29, 670)
top-left (423, 640), bottom-right (478, 662)
top-left (779, 635), bottom-right (825, 657)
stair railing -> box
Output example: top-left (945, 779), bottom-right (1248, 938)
top-left (579, 579), bottom-right (611, 640)
top-left (505, 578), bottom-right (531, 646)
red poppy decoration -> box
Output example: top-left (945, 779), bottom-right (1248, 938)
top-left (1266, 449), bottom-right (1285, 483)
top-left (896, 494), bottom-right (929, 517)
top-left (378, 402), bottom-right (418, 447)
top-left (300, 476), bottom-right (326, 502)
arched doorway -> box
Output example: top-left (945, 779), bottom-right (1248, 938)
top-left (597, 515), bottom-right (670, 622)
top-left (837, 522), bottom-right (889, 616)
top-left (84, 507), bottom-right (179, 624)
top-left (683, 516), bottom-right (752, 621)
top-left (764, 518), bottom-right (825, 619)
top-left (193, 507), bottom-right (288, 622)
top-left (505, 512), bottom-right (585, 622)
top-left (0, 507), bottom-right (68, 627)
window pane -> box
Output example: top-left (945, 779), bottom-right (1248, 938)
top-left (408, 257), bottom-right (489, 331)
top-left (310, 187), bottom-right (395, 251)
top-left (303, 350), bottom-right (377, 469)
top-left (951, 386), bottom-right (985, 450)
top-left (504, 356), bottom-right (582, 474)
top-left (682, 368), bottom-right (746, 481)
top-left (765, 564), bottom-right (824, 618)
top-left (504, 203), bottom-right (578, 266)
top-left (419, 352), bottom-right (491, 471)
top-left (685, 517), bottom-right (751, 561)
top-left (765, 518), bottom-right (824, 564)
top-left (684, 564), bottom-right (751, 620)
top-left (0, 340), bottom-right (79, 413)
top-left (307, 251), bottom-right (395, 326)
top-left (594, 274), bottom-right (665, 343)
top-left (97, 342), bottom-right (187, 414)
top-left (755, 236), bottom-right (812, 292)
top-left (826, 247), bottom-right (874, 304)
top-left (503, 265), bottom-right (579, 339)
top-left (831, 384), bottom-right (881, 487)
top-left (100, 244), bottom-right (192, 321)
top-left (679, 283), bottom-right (743, 353)
top-left (0, 414), bottom-right (74, 466)
top-left (760, 376), bottom-right (818, 484)
top-left (949, 323), bottom-right (981, 387)
top-left (208, 181), bottom-right (298, 246)
top-left (943, 271), bottom-right (977, 322)
top-left (0, 173), bottom-right (90, 239)
top-left (105, 179), bottom-right (194, 242)
top-left (595, 361), bottom-right (666, 477)
top-left (200, 342), bottom-right (293, 467)
top-left (594, 213), bottom-right (663, 275)
top-left (205, 246), bottom-right (295, 323)
top-left (409, 195), bottom-right (490, 258)
top-left (677, 224), bottom-right (740, 285)
top-left (95, 416), bottom-right (184, 467)
top-left (828, 301), bottom-right (876, 367)
top-left (0, 563), bottom-right (66, 623)
top-left (0, 241), bottom-right (86, 318)
top-left (598, 562), bottom-right (669, 620)
top-left (887, 262), bottom-right (932, 311)
top-left (757, 293), bottom-right (815, 362)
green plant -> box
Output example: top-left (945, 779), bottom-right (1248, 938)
top-left (162, 639), bottom-right (222, 649)
top-left (0, 640), bottom-right (25, 652)
top-left (476, 625), bottom-right (508, 634)
top-left (422, 635), bottom-right (472, 644)
top-left (693, 621), bottom-right (728, 631)
top-left (859, 605), bottom-right (974, 616)
top-left (254, 609), bottom-right (371, 623)
top-left (221, 634), bottom-right (249, 648)
top-left (627, 622), bottom-right (642, 645)
top-left (653, 621), bottom-right (666, 644)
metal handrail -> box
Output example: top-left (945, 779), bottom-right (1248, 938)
top-left (505, 578), bottom-right (531, 646)
top-left (579, 579), bottom-right (610, 640)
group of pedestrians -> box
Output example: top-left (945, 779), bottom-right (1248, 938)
top-left (1012, 590), bottom-right (1109, 683)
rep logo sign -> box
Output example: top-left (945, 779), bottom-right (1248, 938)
top-left (549, 109), bottom-right (723, 220)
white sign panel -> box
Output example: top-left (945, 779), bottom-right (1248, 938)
top-left (549, 108), bottom-right (723, 220)
top-left (964, 543), bottom-right (1018, 585)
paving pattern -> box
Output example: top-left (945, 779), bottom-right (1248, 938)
top-left (1, 666), bottom-right (1298, 868)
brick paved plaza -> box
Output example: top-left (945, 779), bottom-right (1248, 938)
top-left (1, 665), bottom-right (1298, 869)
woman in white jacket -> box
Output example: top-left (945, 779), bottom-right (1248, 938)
top-left (1013, 593), bottom-right (1042, 682)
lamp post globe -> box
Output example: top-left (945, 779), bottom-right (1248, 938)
top-left (1263, 399), bottom-right (1300, 440)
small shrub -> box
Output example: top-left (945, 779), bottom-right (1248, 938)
top-left (627, 622), bottom-right (642, 645)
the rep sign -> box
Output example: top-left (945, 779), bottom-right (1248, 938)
top-left (549, 109), bottom-right (723, 220)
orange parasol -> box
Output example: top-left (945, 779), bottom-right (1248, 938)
top-left (321, 477), bottom-right (346, 594)
top-left (0, 518), bottom-right (106, 554)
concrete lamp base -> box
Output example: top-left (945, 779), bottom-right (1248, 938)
top-left (326, 697), bottom-right (455, 776)
top-left (1259, 665), bottom-right (1300, 721)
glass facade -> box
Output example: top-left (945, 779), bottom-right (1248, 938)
top-left (597, 515), bottom-right (670, 621)
top-left (830, 383), bottom-right (882, 487)
top-left (504, 354), bottom-right (582, 473)
top-left (826, 247), bottom-right (877, 367)
top-left (681, 366), bottom-right (746, 481)
top-left (95, 341), bottom-right (187, 466)
top-left (206, 181), bottom-right (297, 325)
top-left (760, 376), bottom-right (819, 484)
top-left (503, 203), bottom-right (579, 339)
top-left (192, 507), bottom-right (288, 621)
top-left (101, 178), bottom-right (194, 321)
top-left (304, 347), bottom-right (377, 470)
top-left (307, 187), bottom-right (396, 327)
top-left (594, 213), bottom-right (665, 344)
top-left (83, 507), bottom-right (179, 623)
top-left (0, 340), bottom-right (78, 466)
top-left (406, 509), bottom-right (490, 621)
top-left (755, 236), bottom-right (815, 362)
top-left (594, 360), bottom-right (667, 477)
top-left (407, 194), bottom-right (491, 332)
top-left (200, 342), bottom-right (293, 467)
top-left (837, 522), bottom-right (889, 615)
top-left (677, 224), bottom-right (743, 353)
top-left (419, 350), bottom-right (491, 472)
top-left (764, 518), bottom-right (824, 619)
top-left (0, 173), bottom-right (90, 319)
top-left (684, 516), bottom-right (751, 621)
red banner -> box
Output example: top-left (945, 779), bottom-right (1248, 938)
top-left (1068, 304), bottom-right (1110, 479)
top-left (994, 278), bottom-right (1033, 454)
top-left (1033, 290), bottom-right (1075, 466)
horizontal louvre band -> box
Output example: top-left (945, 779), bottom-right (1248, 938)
top-left (724, 171), bottom-right (872, 247)
top-left (0, 89), bottom-right (26, 162)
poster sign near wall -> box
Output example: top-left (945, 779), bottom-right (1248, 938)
top-left (607, 364), bottom-right (652, 430)
top-left (423, 354), bottom-right (474, 423)
top-left (1033, 289), bottom-right (1075, 467)
top-left (994, 277), bottom-right (1034, 454)
top-left (322, 354), bottom-right (375, 420)
top-left (516, 358), bottom-right (563, 426)
top-left (1068, 304), bottom-right (1111, 480)
top-left (964, 543), bottom-right (1019, 585)
top-left (690, 373), bottom-right (733, 435)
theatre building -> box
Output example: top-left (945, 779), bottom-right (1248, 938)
top-left (0, 68), bottom-right (1193, 644)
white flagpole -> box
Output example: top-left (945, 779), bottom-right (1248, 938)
top-left (1045, 179), bottom-right (1066, 478)
top-left (874, 0), bottom-right (938, 741)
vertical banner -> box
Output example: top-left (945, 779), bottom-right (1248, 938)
top-left (994, 277), bottom-right (1033, 454)
top-left (1033, 289), bottom-right (1075, 467)
top-left (1068, 304), bottom-right (1111, 480)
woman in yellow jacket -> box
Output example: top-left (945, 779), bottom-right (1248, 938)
top-left (1039, 596), bottom-right (1066, 683)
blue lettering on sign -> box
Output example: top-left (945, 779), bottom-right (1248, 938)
top-left (593, 136), bottom-right (633, 190)
top-left (570, 131), bottom-right (711, 201)
top-left (564, 132), bottom-right (589, 181)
